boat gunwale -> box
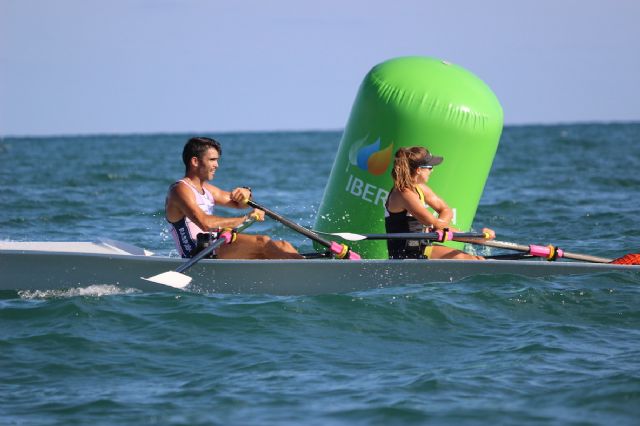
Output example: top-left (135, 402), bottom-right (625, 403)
top-left (1, 247), bottom-right (639, 271)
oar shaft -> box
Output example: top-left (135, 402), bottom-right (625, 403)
top-left (555, 251), bottom-right (612, 263)
top-left (361, 232), bottom-right (487, 241)
top-left (247, 200), bottom-right (360, 260)
top-left (142, 217), bottom-right (259, 289)
top-left (246, 200), bottom-right (333, 247)
top-left (474, 240), bottom-right (530, 252)
top-left (474, 240), bottom-right (612, 263)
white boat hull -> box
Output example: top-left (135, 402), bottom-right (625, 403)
top-left (1, 241), bottom-right (638, 295)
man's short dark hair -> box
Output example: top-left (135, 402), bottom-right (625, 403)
top-left (182, 137), bottom-right (222, 172)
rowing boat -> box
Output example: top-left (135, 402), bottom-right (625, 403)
top-left (1, 240), bottom-right (638, 295)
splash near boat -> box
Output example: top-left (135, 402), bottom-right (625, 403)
top-left (314, 56), bottom-right (504, 258)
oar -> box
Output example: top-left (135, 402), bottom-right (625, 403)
top-left (313, 230), bottom-right (488, 242)
top-left (246, 200), bottom-right (361, 260)
top-left (142, 217), bottom-right (257, 288)
top-left (467, 239), bottom-right (614, 263)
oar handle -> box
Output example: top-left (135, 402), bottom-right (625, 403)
top-left (247, 200), bottom-right (361, 260)
top-left (176, 217), bottom-right (257, 273)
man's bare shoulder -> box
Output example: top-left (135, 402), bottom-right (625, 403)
top-left (167, 181), bottom-right (192, 202)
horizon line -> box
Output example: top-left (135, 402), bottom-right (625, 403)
top-left (2, 119), bottom-right (639, 140)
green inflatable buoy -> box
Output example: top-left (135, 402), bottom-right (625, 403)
top-left (314, 56), bottom-right (504, 259)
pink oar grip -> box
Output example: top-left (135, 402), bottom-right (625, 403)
top-left (329, 241), bottom-right (361, 260)
top-left (348, 251), bottom-right (362, 260)
top-left (529, 244), bottom-right (551, 257)
top-left (529, 244), bottom-right (564, 259)
top-left (329, 241), bottom-right (344, 255)
top-left (220, 231), bottom-right (233, 244)
top-left (435, 230), bottom-right (454, 242)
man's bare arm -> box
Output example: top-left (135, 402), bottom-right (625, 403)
top-left (167, 184), bottom-right (249, 230)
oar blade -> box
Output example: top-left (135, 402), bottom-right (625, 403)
top-left (141, 217), bottom-right (258, 290)
top-left (610, 253), bottom-right (640, 265)
top-left (328, 232), bottom-right (368, 241)
top-left (142, 271), bottom-right (192, 289)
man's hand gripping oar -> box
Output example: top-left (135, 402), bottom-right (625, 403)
top-left (142, 216), bottom-right (259, 289)
top-left (245, 200), bottom-right (361, 260)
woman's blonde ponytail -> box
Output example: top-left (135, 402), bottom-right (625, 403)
top-left (391, 146), bottom-right (428, 191)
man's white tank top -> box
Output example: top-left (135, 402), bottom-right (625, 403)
top-left (167, 179), bottom-right (216, 258)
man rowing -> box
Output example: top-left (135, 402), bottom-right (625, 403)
top-left (165, 137), bottom-right (302, 259)
top-left (385, 146), bottom-right (496, 259)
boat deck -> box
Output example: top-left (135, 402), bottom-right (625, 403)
top-left (0, 240), bottom-right (153, 256)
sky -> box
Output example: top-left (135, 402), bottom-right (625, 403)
top-left (1, 0), bottom-right (639, 137)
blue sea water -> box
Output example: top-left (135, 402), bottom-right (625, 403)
top-left (1, 124), bottom-right (640, 425)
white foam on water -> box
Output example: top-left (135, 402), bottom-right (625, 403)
top-left (17, 284), bottom-right (140, 299)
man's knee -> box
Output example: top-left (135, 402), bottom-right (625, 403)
top-left (253, 234), bottom-right (272, 246)
top-left (270, 240), bottom-right (295, 251)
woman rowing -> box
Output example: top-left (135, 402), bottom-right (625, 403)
top-left (385, 146), bottom-right (495, 260)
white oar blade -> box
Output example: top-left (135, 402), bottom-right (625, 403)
top-left (327, 232), bottom-right (367, 241)
top-left (142, 271), bottom-right (192, 289)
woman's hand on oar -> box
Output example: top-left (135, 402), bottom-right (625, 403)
top-left (245, 200), bottom-right (361, 260)
top-left (142, 217), bottom-right (258, 289)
